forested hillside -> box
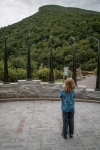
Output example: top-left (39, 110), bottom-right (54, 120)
top-left (0, 5), bottom-right (100, 81)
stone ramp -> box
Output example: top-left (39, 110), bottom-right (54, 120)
top-left (0, 100), bottom-right (100, 150)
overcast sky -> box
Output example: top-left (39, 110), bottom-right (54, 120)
top-left (0, 0), bottom-right (100, 28)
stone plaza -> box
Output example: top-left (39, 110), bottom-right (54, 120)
top-left (0, 100), bottom-right (100, 150)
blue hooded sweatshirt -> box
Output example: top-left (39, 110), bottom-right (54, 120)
top-left (60, 90), bottom-right (76, 112)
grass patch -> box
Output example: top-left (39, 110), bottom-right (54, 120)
top-left (55, 79), bottom-right (65, 83)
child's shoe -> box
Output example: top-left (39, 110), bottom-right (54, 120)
top-left (69, 134), bottom-right (73, 138)
top-left (61, 133), bottom-right (67, 139)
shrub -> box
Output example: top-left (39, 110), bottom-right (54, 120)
top-left (9, 68), bottom-right (26, 82)
top-left (36, 68), bottom-right (72, 82)
top-left (36, 68), bottom-right (49, 81)
top-left (54, 69), bottom-right (63, 80)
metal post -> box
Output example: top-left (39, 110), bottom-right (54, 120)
top-left (96, 40), bottom-right (100, 90)
top-left (3, 35), bottom-right (9, 84)
top-left (27, 33), bottom-right (32, 81)
top-left (93, 37), bottom-right (100, 90)
top-left (48, 35), bottom-right (55, 83)
top-left (71, 37), bottom-right (77, 85)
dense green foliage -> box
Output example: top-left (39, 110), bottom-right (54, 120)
top-left (0, 5), bottom-right (100, 81)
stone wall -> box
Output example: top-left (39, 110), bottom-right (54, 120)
top-left (0, 80), bottom-right (100, 100)
top-left (0, 83), bottom-right (18, 98)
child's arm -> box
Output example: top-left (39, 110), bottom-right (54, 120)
top-left (59, 90), bottom-right (63, 98)
top-left (73, 90), bottom-right (76, 98)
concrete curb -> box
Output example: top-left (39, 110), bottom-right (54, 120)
top-left (0, 97), bottom-right (100, 103)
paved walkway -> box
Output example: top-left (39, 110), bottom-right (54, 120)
top-left (0, 100), bottom-right (100, 150)
top-left (77, 75), bottom-right (96, 89)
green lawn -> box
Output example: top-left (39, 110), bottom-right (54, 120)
top-left (55, 79), bottom-right (65, 83)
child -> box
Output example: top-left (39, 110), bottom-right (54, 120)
top-left (59, 78), bottom-right (76, 139)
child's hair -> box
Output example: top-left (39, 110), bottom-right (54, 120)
top-left (64, 78), bottom-right (76, 93)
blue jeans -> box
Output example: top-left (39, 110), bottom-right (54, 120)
top-left (62, 111), bottom-right (74, 136)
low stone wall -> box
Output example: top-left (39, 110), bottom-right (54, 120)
top-left (0, 80), bottom-right (100, 100)
top-left (86, 89), bottom-right (100, 100)
top-left (0, 83), bottom-right (18, 98)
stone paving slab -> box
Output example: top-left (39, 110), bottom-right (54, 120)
top-left (0, 100), bottom-right (100, 150)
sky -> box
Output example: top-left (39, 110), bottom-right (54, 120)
top-left (0, 0), bottom-right (100, 28)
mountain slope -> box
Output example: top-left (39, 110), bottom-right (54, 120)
top-left (39, 5), bottom-right (100, 14)
top-left (0, 5), bottom-right (100, 73)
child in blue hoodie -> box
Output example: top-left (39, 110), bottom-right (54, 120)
top-left (60, 78), bottom-right (76, 139)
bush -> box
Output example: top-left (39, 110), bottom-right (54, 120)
top-left (93, 68), bottom-right (97, 75)
top-left (68, 70), bottom-right (72, 77)
top-left (36, 68), bottom-right (49, 81)
top-left (9, 68), bottom-right (26, 82)
top-left (54, 69), bottom-right (63, 80)
top-left (36, 68), bottom-right (72, 82)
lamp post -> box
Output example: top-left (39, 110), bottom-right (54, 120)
top-left (3, 35), bottom-right (9, 84)
top-left (71, 36), bottom-right (77, 85)
top-left (48, 35), bottom-right (55, 83)
top-left (93, 37), bottom-right (100, 90)
top-left (27, 33), bottom-right (32, 81)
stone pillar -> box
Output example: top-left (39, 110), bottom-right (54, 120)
top-left (86, 89), bottom-right (100, 100)
top-left (41, 82), bottom-right (63, 97)
top-left (75, 86), bottom-right (86, 99)
top-left (0, 83), bottom-right (18, 98)
top-left (17, 80), bottom-right (41, 98)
